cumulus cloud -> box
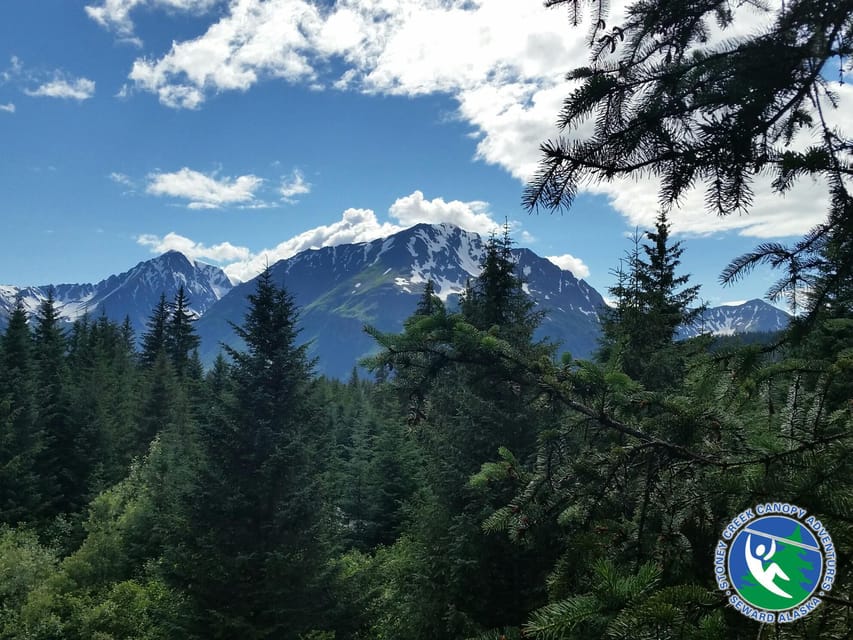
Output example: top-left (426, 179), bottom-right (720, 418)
top-left (223, 207), bottom-right (403, 281)
top-left (146, 167), bottom-right (264, 209)
top-left (388, 190), bottom-right (500, 237)
top-left (138, 231), bottom-right (252, 264)
top-left (280, 168), bottom-right (311, 201)
top-left (25, 77), bottom-right (96, 101)
top-left (86, 0), bottom-right (219, 40)
top-left (142, 190), bottom-right (542, 282)
top-left (0, 103), bottom-right (14, 113)
top-left (546, 254), bottom-right (590, 279)
top-left (587, 173), bottom-right (829, 239)
top-left (127, 0), bottom-right (322, 109)
top-left (118, 0), bottom-right (848, 239)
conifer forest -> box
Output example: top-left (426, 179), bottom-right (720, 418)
top-left (1, 0), bottom-right (852, 638)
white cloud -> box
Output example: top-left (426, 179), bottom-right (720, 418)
top-left (388, 190), bottom-right (500, 237)
top-left (138, 231), bottom-right (251, 264)
top-left (1, 56), bottom-right (22, 83)
top-left (146, 167), bottom-right (263, 209)
top-left (223, 207), bottom-right (403, 281)
top-left (0, 103), bottom-right (14, 113)
top-left (546, 254), bottom-right (590, 279)
top-left (144, 189), bottom-right (532, 282)
top-left (128, 0), bottom-right (321, 109)
top-left (280, 168), bottom-right (311, 201)
top-left (86, 0), bottom-right (219, 39)
top-left (109, 171), bottom-right (134, 186)
top-left (587, 173), bottom-right (829, 239)
top-left (120, 0), bottom-right (849, 239)
top-left (25, 77), bottom-right (96, 101)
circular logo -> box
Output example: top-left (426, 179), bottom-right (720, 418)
top-left (715, 504), bottom-right (836, 623)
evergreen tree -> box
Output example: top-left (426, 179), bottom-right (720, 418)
top-left (636, 213), bottom-right (703, 337)
top-left (141, 294), bottom-right (169, 367)
top-left (414, 279), bottom-right (441, 317)
top-left (524, 0), bottom-right (852, 313)
top-left (120, 314), bottom-right (136, 355)
top-left (31, 289), bottom-right (73, 516)
top-left (599, 213), bottom-right (702, 388)
top-left (172, 268), bottom-right (331, 639)
top-left (461, 224), bottom-right (539, 345)
top-left (135, 351), bottom-right (181, 457)
top-left (0, 299), bottom-right (40, 524)
top-left (364, 228), bottom-right (559, 637)
top-left (166, 286), bottom-right (200, 377)
top-left (65, 314), bottom-right (142, 509)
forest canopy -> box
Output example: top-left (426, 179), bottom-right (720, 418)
top-left (0, 1), bottom-right (851, 639)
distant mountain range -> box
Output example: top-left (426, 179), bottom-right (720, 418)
top-left (0, 224), bottom-right (791, 378)
top-left (680, 299), bottom-right (791, 339)
top-left (0, 250), bottom-right (233, 333)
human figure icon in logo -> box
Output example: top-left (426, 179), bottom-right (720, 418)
top-left (744, 535), bottom-right (792, 599)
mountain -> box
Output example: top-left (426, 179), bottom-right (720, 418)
top-left (0, 251), bottom-right (233, 336)
top-left (679, 299), bottom-right (791, 338)
top-left (1, 226), bottom-right (792, 379)
top-left (195, 223), bottom-right (606, 377)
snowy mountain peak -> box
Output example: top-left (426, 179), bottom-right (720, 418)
top-left (195, 222), bottom-right (607, 377)
top-left (680, 299), bottom-right (790, 338)
top-left (0, 253), bottom-right (234, 336)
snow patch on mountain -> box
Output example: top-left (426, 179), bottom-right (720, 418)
top-left (679, 299), bottom-right (790, 338)
top-left (0, 252), bottom-right (233, 334)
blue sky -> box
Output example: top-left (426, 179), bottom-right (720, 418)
top-left (1, 0), bottom-right (844, 308)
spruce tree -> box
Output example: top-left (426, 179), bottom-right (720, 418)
top-left (0, 299), bottom-right (40, 524)
top-left (140, 294), bottom-right (169, 367)
top-left (365, 228), bottom-right (558, 637)
top-left (599, 213), bottom-right (702, 388)
top-left (166, 286), bottom-right (200, 377)
top-left (414, 279), bottom-right (441, 317)
top-left (636, 213), bottom-right (703, 340)
top-left (174, 268), bottom-right (331, 639)
top-left (31, 289), bottom-right (73, 516)
top-left (461, 224), bottom-right (539, 345)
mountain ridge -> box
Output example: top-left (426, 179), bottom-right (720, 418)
top-left (0, 251), bottom-right (233, 335)
top-left (193, 223), bottom-right (607, 376)
top-left (0, 224), bottom-right (792, 377)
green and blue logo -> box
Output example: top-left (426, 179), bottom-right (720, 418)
top-left (715, 503), bottom-right (837, 623)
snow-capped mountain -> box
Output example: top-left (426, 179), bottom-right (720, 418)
top-left (679, 299), bottom-right (791, 338)
top-left (195, 223), bottom-right (606, 377)
top-left (1, 225), bottom-right (791, 377)
top-left (0, 251), bottom-right (233, 336)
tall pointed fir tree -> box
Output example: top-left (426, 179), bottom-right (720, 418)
top-left (171, 268), bottom-right (331, 639)
top-left (599, 213), bottom-right (702, 388)
top-left (414, 279), bottom-right (441, 317)
top-left (140, 293), bottom-right (169, 368)
top-left (0, 298), bottom-right (40, 525)
top-left (461, 224), bottom-right (540, 345)
top-left (31, 289), bottom-right (76, 516)
top-left (166, 285), bottom-right (201, 378)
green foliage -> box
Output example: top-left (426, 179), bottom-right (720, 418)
top-left (599, 214), bottom-right (703, 389)
top-left (524, 0), bottom-right (852, 223)
top-left (0, 526), bottom-right (58, 636)
top-left (165, 285), bottom-right (201, 377)
top-left (0, 299), bottom-right (41, 526)
top-left (140, 294), bottom-right (169, 368)
top-left (167, 268), bottom-right (333, 639)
